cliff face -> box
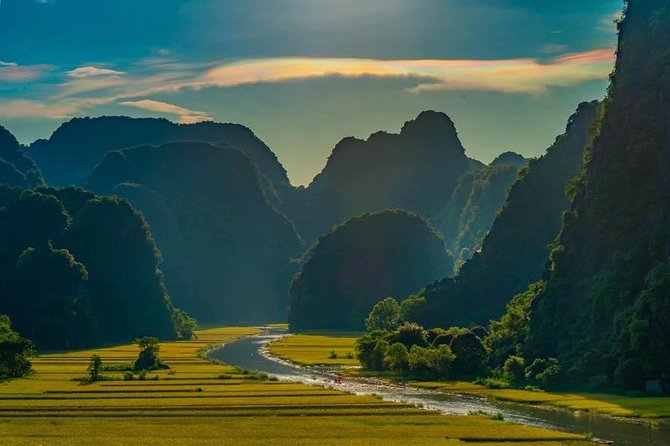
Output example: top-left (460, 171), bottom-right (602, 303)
top-left (528, 0), bottom-right (670, 387)
top-left (421, 101), bottom-right (599, 327)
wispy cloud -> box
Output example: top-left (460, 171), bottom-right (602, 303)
top-left (68, 66), bottom-right (126, 78)
top-left (0, 63), bottom-right (53, 83)
top-left (540, 44), bottom-right (567, 54)
top-left (0, 100), bottom-right (79, 118)
top-left (120, 99), bottom-right (212, 124)
top-left (0, 49), bottom-right (615, 119)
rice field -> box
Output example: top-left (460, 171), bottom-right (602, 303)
top-left (0, 327), bottom-right (590, 445)
top-left (273, 331), bottom-right (670, 423)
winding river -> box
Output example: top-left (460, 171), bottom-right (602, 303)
top-left (209, 329), bottom-right (670, 446)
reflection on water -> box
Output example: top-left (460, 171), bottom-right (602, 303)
top-left (209, 330), bottom-right (670, 446)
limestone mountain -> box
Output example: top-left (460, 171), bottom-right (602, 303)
top-left (420, 100), bottom-right (599, 327)
top-left (288, 210), bottom-right (453, 330)
top-left (0, 125), bottom-right (43, 188)
top-left (88, 141), bottom-right (303, 323)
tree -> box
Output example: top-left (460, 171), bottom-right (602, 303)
top-left (384, 342), bottom-right (409, 371)
top-left (400, 296), bottom-right (428, 324)
top-left (503, 356), bottom-right (525, 386)
top-left (0, 315), bottom-right (33, 379)
top-left (366, 297), bottom-right (401, 331)
top-left (450, 330), bottom-right (489, 376)
top-left (391, 322), bottom-right (428, 348)
top-left (87, 354), bottom-right (103, 382)
top-left (133, 337), bottom-right (166, 371)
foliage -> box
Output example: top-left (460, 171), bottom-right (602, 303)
top-left (526, 1), bottom-right (670, 390)
top-left (399, 296), bottom-right (428, 324)
top-left (0, 315), bottom-right (33, 379)
top-left (133, 337), bottom-right (167, 371)
top-left (365, 297), bottom-right (401, 331)
top-left (88, 141), bottom-right (302, 324)
top-left (289, 210), bottom-right (453, 330)
top-left (87, 354), bottom-right (103, 382)
top-left (503, 356), bottom-right (525, 386)
top-left (419, 101), bottom-right (598, 328)
top-left (0, 186), bottom-right (189, 350)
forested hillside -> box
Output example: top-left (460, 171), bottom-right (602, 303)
top-left (434, 154), bottom-right (526, 268)
top-left (526, 0), bottom-right (670, 389)
top-left (288, 210), bottom-right (453, 330)
top-left (0, 125), bottom-right (43, 188)
top-left (0, 186), bottom-right (188, 349)
top-left (88, 141), bottom-right (302, 323)
top-left (419, 101), bottom-right (599, 327)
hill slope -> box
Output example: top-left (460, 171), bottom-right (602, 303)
top-left (288, 210), bottom-right (453, 330)
top-left (88, 141), bottom-right (302, 323)
top-left (527, 0), bottom-right (670, 389)
top-left (420, 101), bottom-right (599, 327)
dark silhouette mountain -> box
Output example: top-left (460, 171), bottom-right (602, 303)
top-left (0, 186), bottom-right (185, 349)
top-left (291, 111), bottom-right (474, 243)
top-left (26, 116), bottom-right (291, 196)
top-left (490, 151), bottom-right (527, 168)
top-left (433, 156), bottom-right (526, 268)
top-left (420, 100), bottom-right (599, 327)
top-left (288, 210), bottom-right (453, 330)
top-left (526, 0), bottom-right (670, 389)
top-left (88, 141), bottom-right (302, 323)
top-left (0, 125), bottom-right (43, 188)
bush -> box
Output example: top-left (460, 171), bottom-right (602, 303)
top-left (450, 331), bottom-right (488, 376)
top-left (384, 342), bottom-right (409, 371)
top-left (525, 358), bottom-right (561, 386)
top-left (390, 323), bottom-right (428, 348)
top-left (366, 297), bottom-right (402, 331)
top-left (133, 336), bottom-right (168, 371)
top-left (87, 354), bottom-right (103, 382)
top-left (400, 296), bottom-right (428, 324)
top-left (355, 330), bottom-right (389, 369)
top-left (503, 356), bottom-right (525, 385)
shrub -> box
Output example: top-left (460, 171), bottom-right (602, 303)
top-left (133, 336), bottom-right (168, 371)
top-left (87, 354), bottom-right (103, 382)
top-left (503, 356), bottom-right (525, 385)
top-left (450, 330), bottom-right (488, 376)
top-left (355, 330), bottom-right (389, 369)
top-left (366, 297), bottom-right (401, 331)
top-left (384, 342), bottom-right (409, 371)
top-left (390, 323), bottom-right (428, 348)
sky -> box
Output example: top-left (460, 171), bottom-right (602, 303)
top-left (0, 0), bottom-right (623, 185)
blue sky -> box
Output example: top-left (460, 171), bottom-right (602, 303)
top-left (0, 0), bottom-right (622, 185)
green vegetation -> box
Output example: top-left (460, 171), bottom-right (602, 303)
top-left (273, 331), bottom-right (670, 423)
top-left (419, 101), bottom-right (599, 328)
top-left (525, 0), bottom-right (670, 390)
top-left (133, 337), bottom-right (168, 371)
top-left (0, 124), bottom-right (43, 188)
top-left (0, 327), bottom-right (590, 445)
top-left (88, 141), bottom-right (302, 324)
top-left (0, 315), bottom-right (33, 379)
top-left (288, 210), bottom-right (453, 330)
top-left (0, 186), bottom-right (188, 349)
top-left (434, 155), bottom-right (526, 269)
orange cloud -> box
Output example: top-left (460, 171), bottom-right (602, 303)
top-left (120, 99), bottom-right (212, 124)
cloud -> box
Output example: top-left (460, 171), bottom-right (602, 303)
top-left (119, 99), bottom-right (212, 124)
top-left (0, 49), bottom-right (615, 119)
top-left (0, 63), bottom-right (53, 82)
top-left (68, 66), bottom-right (126, 78)
top-left (540, 44), bottom-right (567, 54)
top-left (0, 100), bottom-right (79, 119)
top-left (197, 50), bottom-right (615, 94)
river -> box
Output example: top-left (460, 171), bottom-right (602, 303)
top-left (209, 329), bottom-right (670, 446)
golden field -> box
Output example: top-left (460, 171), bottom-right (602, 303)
top-left (0, 327), bottom-right (590, 445)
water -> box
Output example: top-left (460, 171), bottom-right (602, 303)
top-left (209, 329), bottom-right (670, 446)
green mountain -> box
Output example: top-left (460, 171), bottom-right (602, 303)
top-left (0, 186), bottom-right (185, 349)
top-left (526, 0), bottom-right (670, 389)
top-left (420, 101), bottom-right (599, 327)
top-left (0, 125), bottom-right (43, 188)
top-left (433, 153), bottom-right (527, 269)
top-left (88, 141), bottom-right (302, 323)
top-left (292, 111), bottom-right (474, 243)
top-left (25, 116), bottom-right (293, 210)
top-left (288, 210), bottom-right (453, 330)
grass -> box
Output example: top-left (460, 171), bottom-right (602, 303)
top-left (0, 327), bottom-right (591, 445)
top-left (273, 331), bottom-right (670, 423)
top-left (269, 332), bottom-right (361, 366)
